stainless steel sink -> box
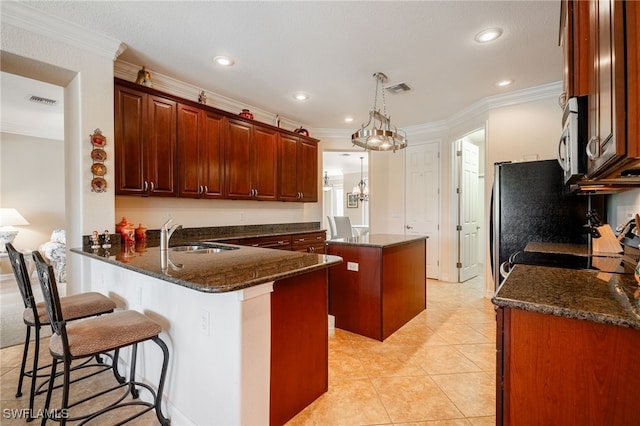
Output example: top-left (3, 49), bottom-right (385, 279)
top-left (171, 244), bottom-right (238, 254)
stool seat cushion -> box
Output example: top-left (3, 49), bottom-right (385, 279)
top-left (49, 310), bottom-right (163, 359)
top-left (23, 292), bottom-right (116, 326)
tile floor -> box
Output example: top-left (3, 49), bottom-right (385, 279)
top-left (0, 273), bottom-right (496, 425)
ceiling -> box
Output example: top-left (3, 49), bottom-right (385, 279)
top-left (2, 0), bottom-right (562, 138)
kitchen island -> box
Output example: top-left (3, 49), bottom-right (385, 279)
top-left (326, 234), bottom-right (427, 341)
top-left (72, 242), bottom-right (341, 426)
top-left (492, 264), bottom-right (640, 425)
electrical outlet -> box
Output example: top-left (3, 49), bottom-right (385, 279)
top-left (199, 310), bottom-right (210, 336)
top-left (347, 262), bottom-right (359, 272)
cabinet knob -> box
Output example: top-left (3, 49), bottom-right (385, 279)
top-left (406, 225), bottom-right (414, 230)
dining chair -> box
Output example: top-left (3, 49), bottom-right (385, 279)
top-left (333, 216), bottom-right (354, 239)
top-left (33, 251), bottom-right (171, 425)
top-left (5, 243), bottom-right (117, 422)
top-left (327, 216), bottom-right (337, 239)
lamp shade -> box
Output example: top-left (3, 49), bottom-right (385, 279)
top-left (0, 208), bottom-right (29, 227)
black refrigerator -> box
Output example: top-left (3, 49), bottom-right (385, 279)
top-left (490, 160), bottom-right (604, 287)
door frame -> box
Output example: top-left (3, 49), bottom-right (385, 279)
top-left (451, 127), bottom-right (486, 282)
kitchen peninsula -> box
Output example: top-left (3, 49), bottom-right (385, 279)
top-left (326, 234), bottom-right (427, 341)
top-left (73, 241), bottom-right (342, 426)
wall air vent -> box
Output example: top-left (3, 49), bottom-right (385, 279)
top-left (385, 82), bottom-right (411, 94)
top-left (29, 95), bottom-right (57, 106)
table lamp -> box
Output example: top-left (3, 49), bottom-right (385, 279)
top-left (0, 208), bottom-right (29, 252)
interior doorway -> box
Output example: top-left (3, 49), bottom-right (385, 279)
top-left (454, 129), bottom-right (485, 282)
top-left (322, 151), bottom-right (369, 237)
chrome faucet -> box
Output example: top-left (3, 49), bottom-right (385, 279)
top-left (160, 217), bottom-right (182, 251)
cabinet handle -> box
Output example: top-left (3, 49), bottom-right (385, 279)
top-left (204, 186), bottom-right (208, 193)
top-left (309, 246), bottom-right (315, 253)
top-left (586, 136), bottom-right (600, 160)
top-left (558, 92), bottom-right (567, 109)
top-left (254, 189), bottom-right (258, 197)
top-left (199, 185), bottom-right (203, 194)
top-left (143, 181), bottom-right (148, 191)
top-left (406, 225), bottom-right (414, 230)
top-left (149, 181), bottom-right (155, 191)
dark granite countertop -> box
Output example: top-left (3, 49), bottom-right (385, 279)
top-left (72, 243), bottom-right (342, 294)
top-left (525, 242), bottom-right (592, 256)
top-left (492, 264), bottom-right (640, 330)
top-left (325, 233), bottom-right (427, 248)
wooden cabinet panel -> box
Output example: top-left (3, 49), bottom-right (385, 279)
top-left (560, 0), bottom-right (590, 102)
top-left (146, 95), bottom-right (177, 195)
top-left (178, 104), bottom-right (224, 198)
top-left (585, 0), bottom-right (640, 178)
top-left (225, 119), bottom-right (253, 199)
top-left (115, 85), bottom-right (146, 195)
top-left (298, 139), bottom-right (318, 202)
top-left (278, 133), bottom-right (299, 200)
top-left (499, 308), bottom-right (640, 425)
top-left (115, 85), bottom-right (177, 196)
top-left (270, 269), bottom-right (328, 426)
top-left (252, 125), bottom-right (278, 201)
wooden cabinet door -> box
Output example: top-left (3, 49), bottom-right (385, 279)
top-left (278, 133), bottom-right (300, 201)
top-left (586, 0), bottom-right (626, 177)
top-left (146, 95), bottom-right (177, 196)
top-left (225, 118), bottom-right (253, 199)
top-left (200, 111), bottom-right (225, 198)
top-left (178, 105), bottom-right (225, 198)
top-left (298, 139), bottom-right (318, 202)
top-left (115, 85), bottom-right (147, 195)
top-left (278, 134), bottom-right (318, 202)
top-left (177, 103), bottom-right (202, 197)
top-left (252, 124), bottom-right (278, 201)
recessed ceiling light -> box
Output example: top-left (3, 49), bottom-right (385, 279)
top-left (293, 92), bottom-right (309, 101)
top-left (344, 117), bottom-right (354, 123)
top-left (496, 79), bottom-right (514, 87)
top-left (474, 28), bottom-right (503, 43)
top-left (213, 56), bottom-right (235, 66)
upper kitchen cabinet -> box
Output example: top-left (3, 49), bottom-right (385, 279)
top-left (115, 84), bottom-right (177, 196)
top-left (560, 0), bottom-right (590, 103)
top-left (177, 103), bottom-right (225, 199)
top-left (225, 119), bottom-right (278, 201)
top-left (584, 0), bottom-right (640, 179)
top-left (278, 134), bottom-right (318, 202)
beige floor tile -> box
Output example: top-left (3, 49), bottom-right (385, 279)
top-left (296, 378), bottom-right (391, 425)
top-left (411, 346), bottom-right (483, 375)
top-left (400, 420), bottom-right (471, 426)
top-left (467, 416), bottom-right (496, 426)
top-left (454, 343), bottom-right (495, 373)
top-left (430, 372), bottom-right (496, 418)
top-left (371, 375), bottom-right (464, 423)
top-left (430, 323), bottom-right (492, 345)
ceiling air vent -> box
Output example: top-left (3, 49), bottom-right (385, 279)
top-left (29, 95), bottom-right (57, 106)
top-left (385, 82), bottom-right (411, 94)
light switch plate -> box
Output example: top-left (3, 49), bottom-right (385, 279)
top-left (347, 262), bottom-right (359, 272)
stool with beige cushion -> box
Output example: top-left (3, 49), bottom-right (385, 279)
top-left (6, 243), bottom-right (117, 422)
top-left (33, 251), bottom-right (171, 425)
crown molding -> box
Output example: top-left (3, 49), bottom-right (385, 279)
top-left (114, 60), bottom-right (304, 132)
top-left (447, 81), bottom-right (562, 129)
top-left (1, 1), bottom-right (126, 60)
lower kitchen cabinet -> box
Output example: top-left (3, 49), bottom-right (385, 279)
top-left (291, 231), bottom-right (326, 253)
top-left (496, 307), bottom-right (640, 425)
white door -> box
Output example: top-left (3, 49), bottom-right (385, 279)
top-left (458, 140), bottom-right (480, 282)
top-left (405, 142), bottom-right (440, 279)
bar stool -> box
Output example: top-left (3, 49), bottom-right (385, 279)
top-left (6, 243), bottom-right (117, 422)
top-left (33, 251), bottom-right (171, 426)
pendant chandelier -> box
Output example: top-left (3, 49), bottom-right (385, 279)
top-left (351, 72), bottom-right (407, 153)
top-left (352, 157), bottom-right (369, 202)
top-left (322, 171), bottom-right (333, 191)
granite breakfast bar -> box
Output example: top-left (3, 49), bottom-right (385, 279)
top-left (492, 264), bottom-right (640, 425)
top-left (72, 242), bottom-right (342, 426)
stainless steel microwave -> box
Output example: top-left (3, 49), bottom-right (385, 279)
top-left (557, 96), bottom-right (588, 184)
